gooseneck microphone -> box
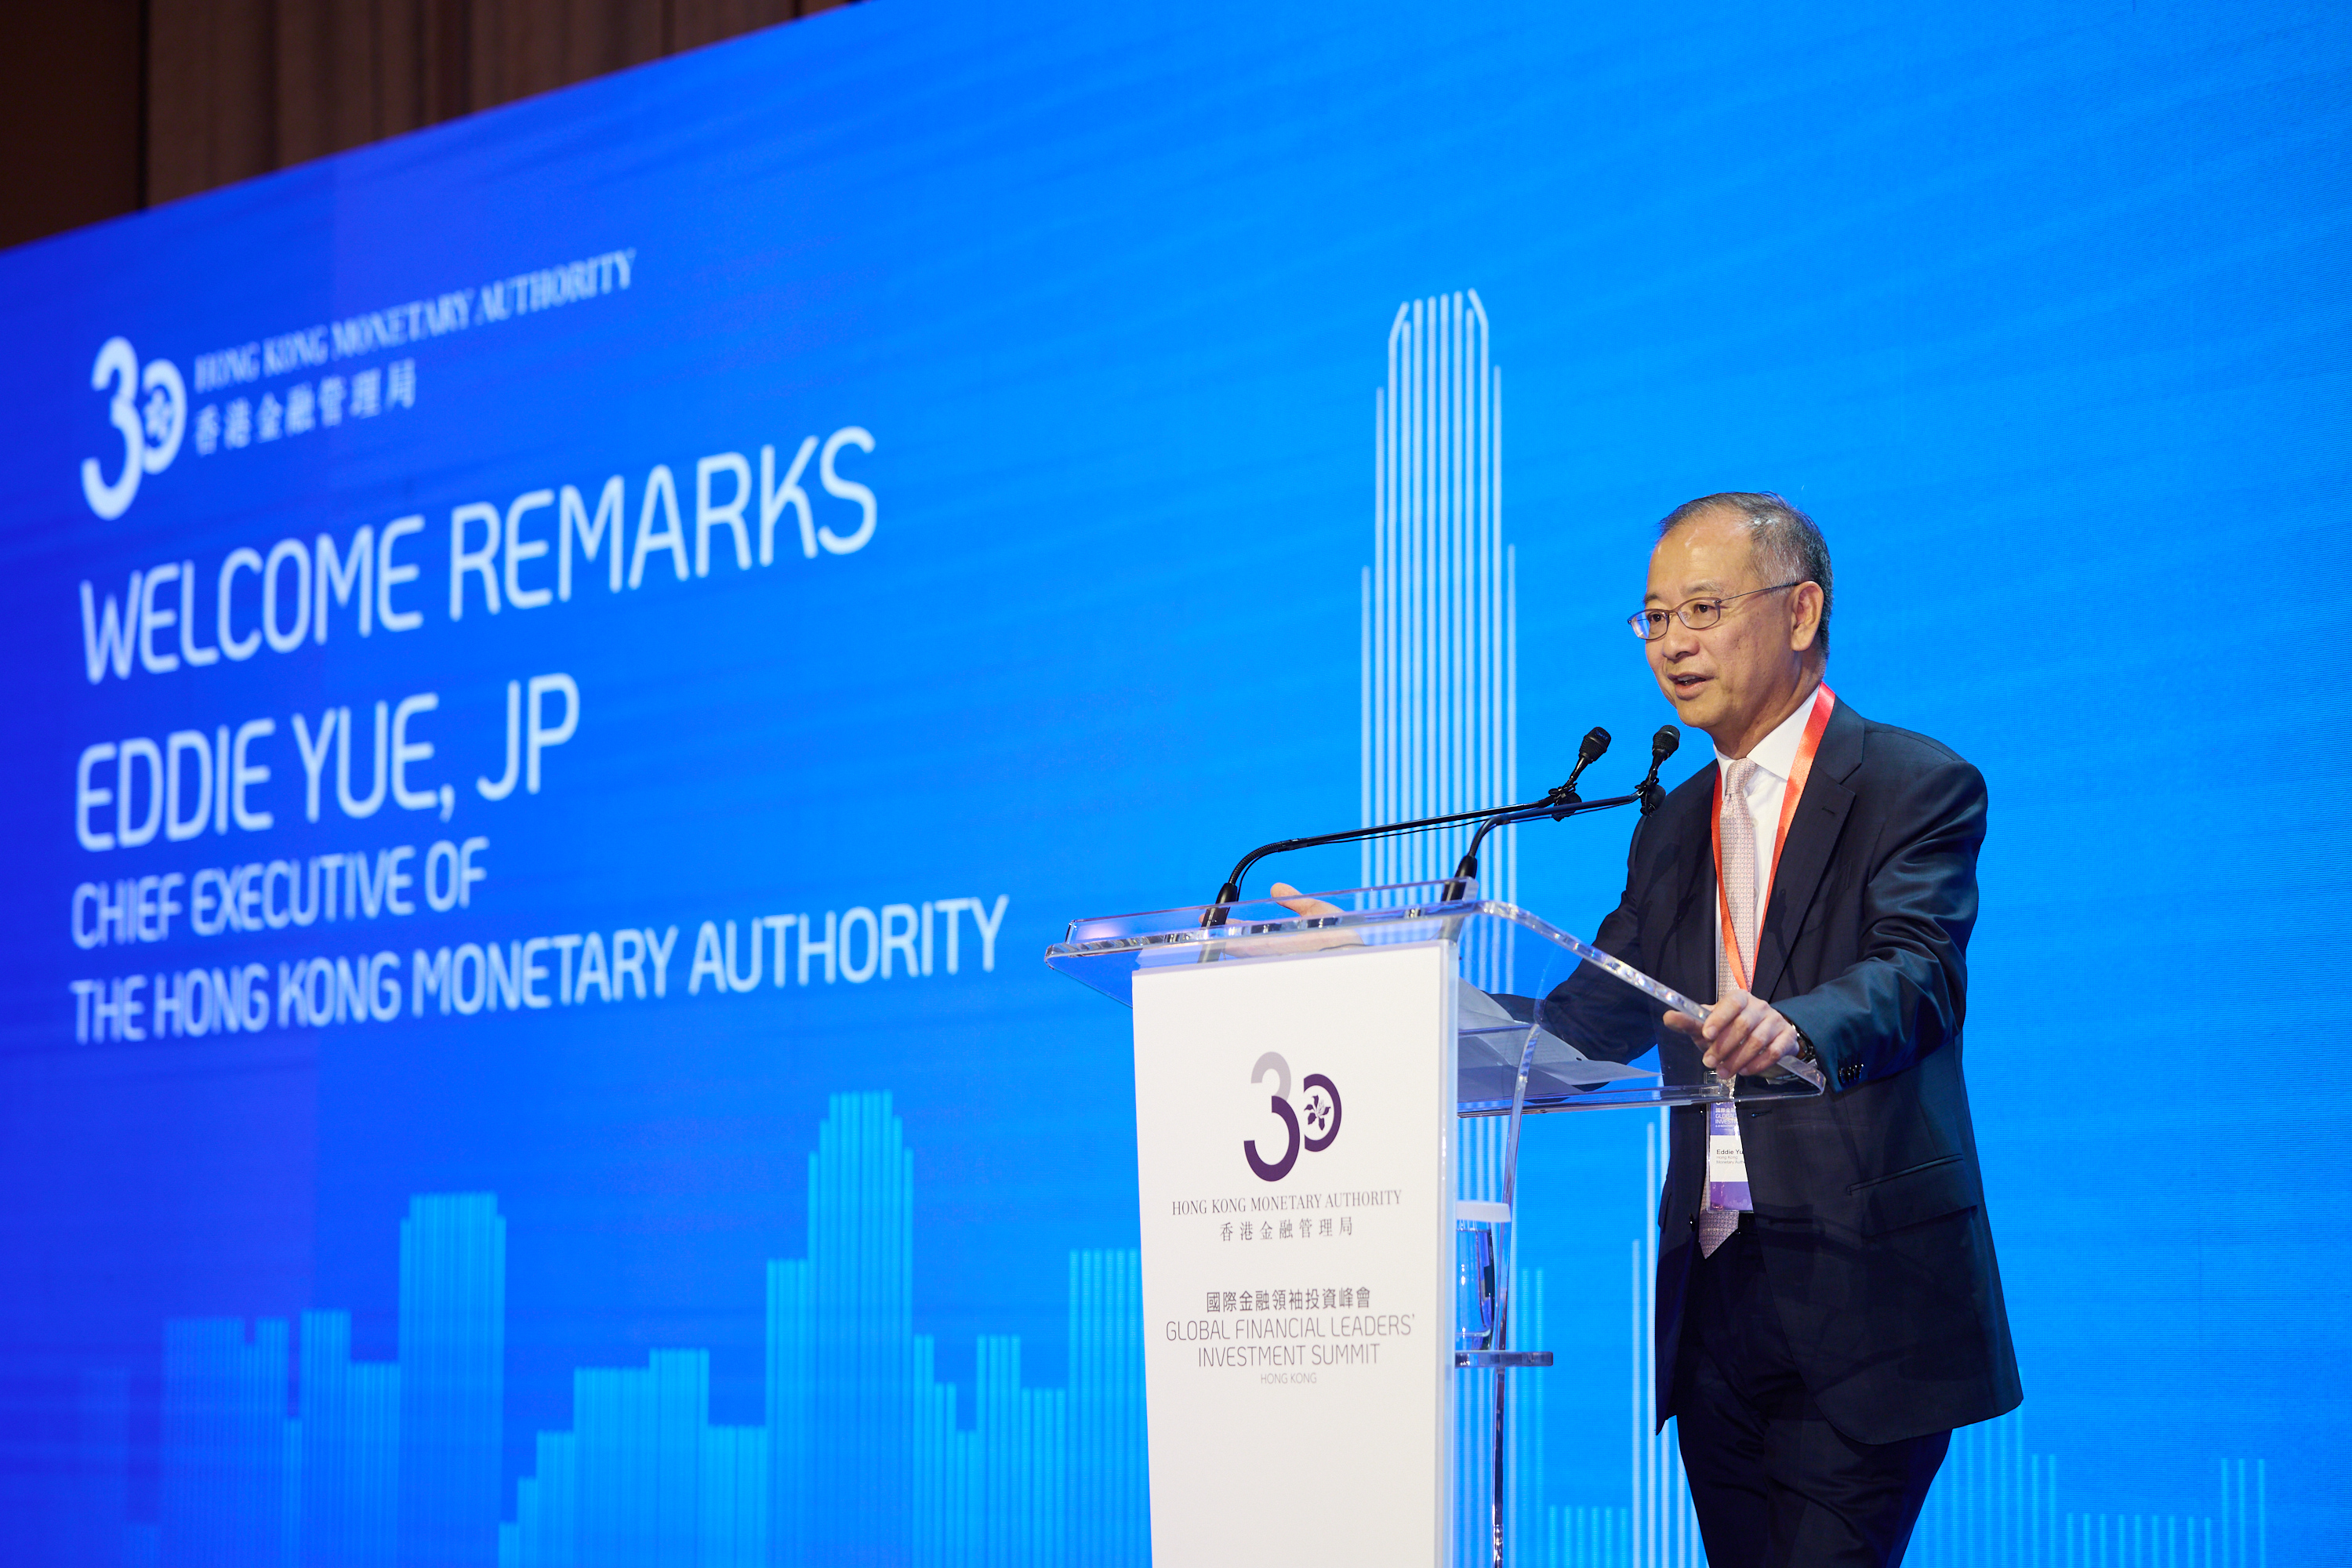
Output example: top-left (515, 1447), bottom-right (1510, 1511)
top-left (1560, 728), bottom-right (1612, 799)
top-left (1635, 724), bottom-right (1680, 815)
top-left (1200, 724), bottom-right (1645, 926)
top-left (1444, 728), bottom-right (1611, 895)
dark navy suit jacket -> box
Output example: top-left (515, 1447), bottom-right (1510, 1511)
top-left (1549, 695), bottom-right (2022, 1445)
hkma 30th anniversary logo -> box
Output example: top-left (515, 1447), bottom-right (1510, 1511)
top-left (1243, 1052), bottom-right (1341, 1183)
top-left (74, 249), bottom-right (641, 521)
top-left (80, 338), bottom-right (187, 521)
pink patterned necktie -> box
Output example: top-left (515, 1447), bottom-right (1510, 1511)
top-left (1698, 758), bottom-right (1759, 1259)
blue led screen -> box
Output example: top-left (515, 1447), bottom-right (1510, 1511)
top-left (2, 1), bottom-right (2346, 1561)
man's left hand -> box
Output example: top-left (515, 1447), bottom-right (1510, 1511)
top-left (1663, 985), bottom-right (1802, 1080)
top-left (1268, 882), bottom-right (1345, 918)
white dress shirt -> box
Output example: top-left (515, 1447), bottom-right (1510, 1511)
top-left (1713, 684), bottom-right (1825, 973)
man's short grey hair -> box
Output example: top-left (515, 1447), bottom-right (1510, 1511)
top-left (1656, 491), bottom-right (1833, 657)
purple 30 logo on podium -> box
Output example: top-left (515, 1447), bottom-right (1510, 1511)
top-left (1242, 1051), bottom-right (1343, 1182)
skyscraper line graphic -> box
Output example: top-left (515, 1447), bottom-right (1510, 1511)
top-left (497, 1091), bottom-right (1145, 1568)
top-left (402, 1193), bottom-right (506, 1568)
top-left (98, 1094), bottom-right (1144, 1568)
top-left (115, 1119), bottom-right (2269, 1568)
top-left (1364, 288), bottom-right (1516, 946)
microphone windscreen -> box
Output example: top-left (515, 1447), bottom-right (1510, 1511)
top-left (1580, 726), bottom-right (1611, 763)
top-left (1652, 724), bottom-right (1681, 762)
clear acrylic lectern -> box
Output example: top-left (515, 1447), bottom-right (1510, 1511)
top-left (1047, 880), bottom-right (1823, 1568)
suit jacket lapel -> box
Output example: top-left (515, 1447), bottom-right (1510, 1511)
top-left (1752, 696), bottom-right (1862, 1001)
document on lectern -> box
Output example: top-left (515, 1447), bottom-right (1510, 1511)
top-left (1131, 940), bottom-right (1456, 1568)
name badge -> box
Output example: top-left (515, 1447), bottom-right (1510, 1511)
top-left (1706, 1102), bottom-right (1751, 1212)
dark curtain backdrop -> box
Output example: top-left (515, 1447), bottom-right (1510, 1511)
top-left (0, 0), bottom-right (848, 250)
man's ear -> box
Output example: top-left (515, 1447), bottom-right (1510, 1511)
top-left (1788, 581), bottom-right (1824, 652)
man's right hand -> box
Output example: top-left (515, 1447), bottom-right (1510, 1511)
top-left (1663, 984), bottom-right (1803, 1080)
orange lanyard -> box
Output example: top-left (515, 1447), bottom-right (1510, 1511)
top-left (1711, 684), bottom-right (1836, 994)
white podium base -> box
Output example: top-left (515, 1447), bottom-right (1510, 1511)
top-left (1132, 939), bottom-right (1457, 1566)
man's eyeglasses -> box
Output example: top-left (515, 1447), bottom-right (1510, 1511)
top-left (1627, 581), bottom-right (1804, 641)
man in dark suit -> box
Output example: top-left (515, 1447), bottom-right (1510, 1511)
top-left (1581, 492), bottom-right (2020, 1565)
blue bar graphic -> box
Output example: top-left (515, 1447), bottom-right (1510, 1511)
top-left (101, 1092), bottom-right (2267, 1565)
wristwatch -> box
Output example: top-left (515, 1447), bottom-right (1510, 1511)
top-left (1791, 1029), bottom-right (1818, 1066)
